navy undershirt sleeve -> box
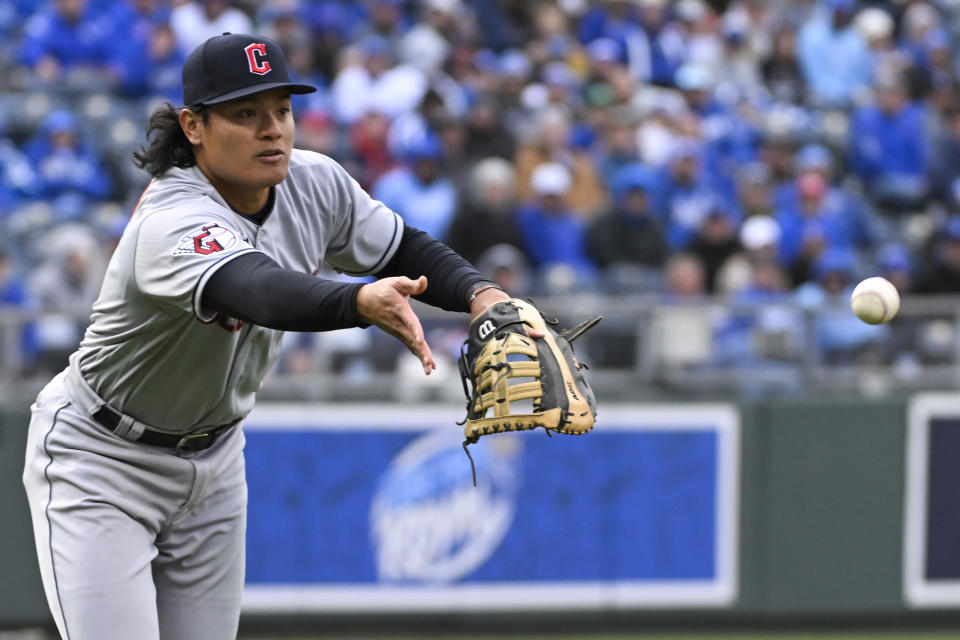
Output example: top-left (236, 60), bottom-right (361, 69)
top-left (202, 252), bottom-right (364, 332)
top-left (375, 225), bottom-right (496, 312)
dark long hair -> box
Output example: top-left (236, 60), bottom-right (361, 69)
top-left (132, 103), bottom-right (207, 178)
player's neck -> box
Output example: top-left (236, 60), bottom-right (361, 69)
top-left (211, 182), bottom-right (270, 215)
top-left (195, 161), bottom-right (271, 215)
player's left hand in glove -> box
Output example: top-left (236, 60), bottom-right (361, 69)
top-left (458, 298), bottom-right (601, 483)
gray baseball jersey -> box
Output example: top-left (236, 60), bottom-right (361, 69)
top-left (76, 149), bottom-right (401, 432)
top-left (23, 149), bottom-right (403, 640)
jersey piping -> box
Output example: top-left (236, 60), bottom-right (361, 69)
top-left (338, 212), bottom-right (401, 276)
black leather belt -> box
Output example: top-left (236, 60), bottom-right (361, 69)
top-left (92, 406), bottom-right (238, 452)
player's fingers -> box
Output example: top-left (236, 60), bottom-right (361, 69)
top-left (357, 279), bottom-right (435, 373)
top-left (401, 307), bottom-right (435, 375)
top-left (528, 329), bottom-right (546, 339)
top-left (392, 319), bottom-right (435, 374)
top-left (394, 275), bottom-right (427, 296)
top-left (413, 336), bottom-right (436, 375)
top-left (383, 296), bottom-right (435, 374)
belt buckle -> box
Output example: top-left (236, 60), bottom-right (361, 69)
top-left (176, 432), bottom-right (212, 452)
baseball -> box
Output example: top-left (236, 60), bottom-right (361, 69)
top-left (850, 276), bottom-right (900, 324)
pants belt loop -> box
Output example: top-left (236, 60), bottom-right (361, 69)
top-left (67, 355), bottom-right (152, 443)
top-left (113, 414), bottom-right (144, 440)
top-left (125, 418), bottom-right (146, 441)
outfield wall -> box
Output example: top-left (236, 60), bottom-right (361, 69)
top-left (1, 396), bottom-right (958, 630)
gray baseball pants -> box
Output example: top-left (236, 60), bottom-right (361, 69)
top-left (22, 368), bottom-right (248, 640)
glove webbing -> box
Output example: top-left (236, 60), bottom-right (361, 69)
top-left (473, 337), bottom-right (540, 416)
top-left (461, 332), bottom-right (553, 486)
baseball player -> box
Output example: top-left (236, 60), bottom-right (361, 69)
top-left (22, 33), bottom-right (511, 640)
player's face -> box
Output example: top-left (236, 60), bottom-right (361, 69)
top-left (185, 88), bottom-right (294, 213)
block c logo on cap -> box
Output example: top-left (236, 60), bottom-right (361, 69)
top-left (244, 43), bottom-right (271, 75)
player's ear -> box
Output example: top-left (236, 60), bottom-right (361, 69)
top-left (179, 108), bottom-right (204, 145)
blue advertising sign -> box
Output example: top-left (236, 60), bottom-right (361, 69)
top-left (904, 393), bottom-right (960, 607)
top-left (241, 404), bottom-right (739, 612)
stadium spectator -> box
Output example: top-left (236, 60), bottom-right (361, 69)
top-left (775, 145), bottom-right (876, 284)
top-left (872, 242), bottom-right (938, 368)
top-left (716, 213), bottom-right (788, 295)
top-left (526, 3), bottom-right (580, 69)
top-left (301, 1), bottom-right (359, 82)
top-left (898, 1), bottom-right (944, 95)
top-left (295, 108), bottom-right (342, 159)
top-left (585, 0), bottom-right (686, 87)
top-left (387, 86), bottom-right (462, 164)
top-left (492, 48), bottom-right (535, 136)
top-left (916, 29), bottom-right (958, 100)
top-left (577, 0), bottom-right (636, 55)
top-left (538, 61), bottom-right (583, 112)
top-left (581, 37), bottom-right (635, 111)
top-left (674, 62), bottom-right (723, 118)
top-left (347, 108), bottom-right (395, 189)
top-left (712, 255), bottom-right (798, 365)
top-left (848, 70), bottom-right (929, 212)
top-left (776, 172), bottom-right (850, 286)
top-left (662, 251), bottom-right (708, 299)
top-left (373, 134), bottom-right (457, 242)
top-left (462, 98), bottom-right (516, 162)
top-left (474, 243), bottom-right (533, 300)
top-left (515, 162), bottom-right (595, 289)
top-left (279, 35), bottom-right (330, 115)
top-left (26, 223), bottom-right (104, 374)
top-left (796, 0), bottom-right (872, 108)
top-left (0, 247), bottom-right (35, 372)
top-left (915, 216), bottom-right (960, 294)
top-left (397, 0), bottom-right (465, 77)
top-left (470, 0), bottom-right (532, 52)
top-left (794, 248), bottom-right (887, 364)
top-left (714, 6), bottom-right (764, 92)
top-left (329, 34), bottom-right (428, 125)
top-left (112, 15), bottom-right (185, 102)
top-left (736, 161), bottom-right (776, 219)
top-left (363, 0), bottom-right (412, 42)
top-left (0, 247), bottom-right (30, 310)
top-left (18, 0), bottom-right (115, 89)
top-left (23, 110), bottom-right (112, 221)
top-left (255, 1), bottom-right (319, 52)
top-left (514, 106), bottom-right (607, 218)
top-left (170, 0), bottom-right (253, 59)
top-left (853, 7), bottom-right (902, 83)
top-left (685, 201), bottom-right (743, 294)
top-left (0, 122), bottom-right (39, 213)
top-left (657, 137), bottom-right (731, 250)
top-left (878, 243), bottom-right (914, 299)
top-left (927, 108), bottom-right (960, 206)
top-left (761, 24), bottom-right (807, 105)
top-left (595, 107), bottom-right (642, 181)
top-left (587, 163), bottom-right (667, 278)
top-left (676, 0), bottom-right (721, 72)
top-left (445, 157), bottom-right (522, 266)
top-left (0, 0), bottom-right (34, 44)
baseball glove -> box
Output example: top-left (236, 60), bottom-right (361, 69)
top-left (458, 298), bottom-right (601, 484)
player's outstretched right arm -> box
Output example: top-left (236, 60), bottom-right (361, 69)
top-left (355, 276), bottom-right (436, 375)
top-left (202, 252), bottom-right (436, 374)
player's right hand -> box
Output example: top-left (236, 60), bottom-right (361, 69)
top-left (357, 276), bottom-right (437, 375)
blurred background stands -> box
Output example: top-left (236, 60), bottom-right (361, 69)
top-left (1, 0), bottom-right (960, 401)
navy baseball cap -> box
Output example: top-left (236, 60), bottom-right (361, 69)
top-left (181, 33), bottom-right (316, 107)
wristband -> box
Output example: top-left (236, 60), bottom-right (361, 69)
top-left (468, 283), bottom-right (503, 304)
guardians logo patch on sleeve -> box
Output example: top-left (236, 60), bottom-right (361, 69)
top-left (173, 223), bottom-right (239, 256)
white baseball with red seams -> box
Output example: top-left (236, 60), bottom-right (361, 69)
top-left (850, 276), bottom-right (900, 324)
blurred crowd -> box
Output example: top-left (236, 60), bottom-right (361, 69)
top-left (2, 0), bottom-right (960, 385)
